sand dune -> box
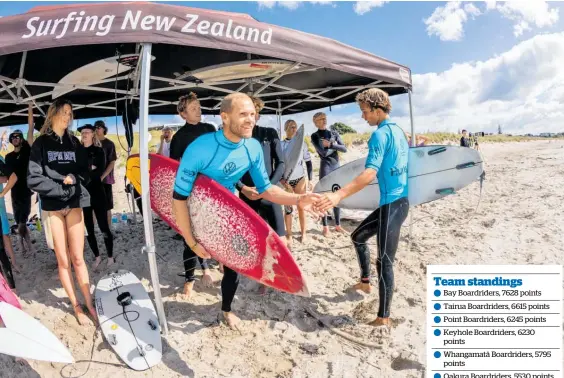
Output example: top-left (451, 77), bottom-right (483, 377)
top-left (1, 139), bottom-right (562, 378)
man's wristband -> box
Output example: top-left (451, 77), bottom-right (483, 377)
top-left (236, 181), bottom-right (244, 191)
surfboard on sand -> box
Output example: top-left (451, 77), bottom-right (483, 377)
top-left (94, 270), bottom-right (162, 371)
top-left (125, 153), bottom-right (309, 297)
top-left (0, 300), bottom-right (74, 364)
top-left (282, 124), bottom-right (305, 181)
top-left (314, 146), bottom-right (484, 211)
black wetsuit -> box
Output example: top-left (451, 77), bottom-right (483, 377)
top-left (83, 145), bottom-right (114, 258)
top-left (238, 125), bottom-right (286, 237)
top-left (5, 143), bottom-right (33, 224)
top-left (169, 121), bottom-right (216, 282)
top-left (310, 129), bottom-right (347, 226)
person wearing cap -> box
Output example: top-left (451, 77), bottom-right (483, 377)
top-left (157, 126), bottom-right (174, 158)
top-left (0, 103), bottom-right (35, 254)
top-left (78, 124), bottom-right (115, 269)
top-left (94, 120), bottom-right (117, 227)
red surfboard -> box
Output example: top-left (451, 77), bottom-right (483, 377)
top-left (126, 153), bottom-right (309, 297)
top-left (0, 273), bottom-right (20, 323)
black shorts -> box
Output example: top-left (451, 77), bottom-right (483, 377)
top-left (12, 195), bottom-right (31, 224)
top-left (103, 183), bottom-right (114, 210)
top-left (239, 195), bottom-right (286, 237)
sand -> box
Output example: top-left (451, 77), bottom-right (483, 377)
top-left (1, 139), bottom-right (563, 378)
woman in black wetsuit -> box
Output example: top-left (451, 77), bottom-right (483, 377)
top-left (78, 124), bottom-right (115, 270)
top-left (27, 99), bottom-right (97, 326)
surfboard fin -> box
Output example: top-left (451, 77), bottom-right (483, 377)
top-left (456, 162), bottom-right (477, 169)
top-left (435, 188), bottom-right (455, 195)
top-left (428, 147), bottom-right (447, 155)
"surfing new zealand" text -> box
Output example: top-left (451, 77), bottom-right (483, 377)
top-left (22, 9), bottom-right (273, 45)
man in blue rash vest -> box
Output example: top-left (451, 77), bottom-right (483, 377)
top-left (314, 88), bottom-right (409, 330)
top-left (172, 93), bottom-right (323, 330)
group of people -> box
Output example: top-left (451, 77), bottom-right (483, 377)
top-left (167, 88), bottom-right (409, 330)
top-left (0, 102), bottom-right (119, 325)
top-left (0, 87), bottom-right (410, 333)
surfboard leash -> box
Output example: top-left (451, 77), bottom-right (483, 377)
top-left (59, 309), bottom-right (152, 378)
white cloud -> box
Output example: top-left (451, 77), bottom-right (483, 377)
top-left (425, 1), bottom-right (560, 41)
top-left (389, 32), bottom-right (564, 135)
top-left (353, 1), bottom-right (388, 16)
top-left (257, 0), bottom-right (333, 11)
top-left (423, 1), bottom-right (480, 42)
top-left (496, 1), bottom-right (560, 37)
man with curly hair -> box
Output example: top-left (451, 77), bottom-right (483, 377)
top-left (314, 88), bottom-right (409, 329)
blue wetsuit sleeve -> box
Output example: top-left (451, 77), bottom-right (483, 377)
top-left (365, 131), bottom-right (386, 171)
top-left (249, 142), bottom-right (272, 194)
top-left (173, 144), bottom-right (204, 200)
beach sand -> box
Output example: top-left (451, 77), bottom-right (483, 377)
top-left (1, 139), bottom-right (562, 377)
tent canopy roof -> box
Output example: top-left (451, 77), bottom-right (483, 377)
top-left (0, 2), bottom-right (412, 127)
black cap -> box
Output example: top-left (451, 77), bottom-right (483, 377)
top-left (77, 124), bottom-right (96, 132)
top-left (9, 129), bottom-right (24, 143)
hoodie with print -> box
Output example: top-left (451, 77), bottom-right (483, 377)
top-left (27, 132), bottom-right (91, 211)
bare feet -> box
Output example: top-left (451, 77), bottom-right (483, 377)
top-left (218, 263), bottom-right (224, 274)
top-left (367, 317), bottom-right (392, 328)
top-left (182, 281), bottom-right (195, 299)
top-left (73, 304), bottom-right (91, 326)
top-left (300, 233), bottom-right (307, 243)
top-left (285, 236), bottom-right (293, 249)
top-left (322, 227), bottom-right (330, 237)
top-left (86, 305), bottom-right (99, 325)
top-left (351, 282), bottom-right (372, 294)
top-left (106, 257), bottom-right (115, 268)
top-left (223, 311), bottom-right (242, 331)
top-left (334, 225), bottom-right (348, 234)
top-left (201, 270), bottom-right (213, 287)
top-left (92, 257), bottom-right (102, 270)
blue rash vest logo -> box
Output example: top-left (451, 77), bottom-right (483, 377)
top-left (223, 162), bottom-right (236, 175)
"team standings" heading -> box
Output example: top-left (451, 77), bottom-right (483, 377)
top-left (434, 276), bottom-right (523, 288)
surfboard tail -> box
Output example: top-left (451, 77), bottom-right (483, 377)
top-left (0, 303), bottom-right (74, 364)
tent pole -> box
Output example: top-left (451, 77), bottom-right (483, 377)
top-left (139, 42), bottom-right (168, 335)
top-left (407, 89), bottom-right (415, 254)
top-left (277, 99), bottom-right (282, 137)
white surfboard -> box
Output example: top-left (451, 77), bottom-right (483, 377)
top-left (314, 146), bottom-right (484, 210)
top-left (95, 270), bottom-right (162, 371)
top-left (0, 302), bottom-right (74, 363)
top-left (52, 54), bottom-right (156, 99)
top-left (282, 124), bottom-right (305, 181)
top-left (173, 60), bottom-right (301, 84)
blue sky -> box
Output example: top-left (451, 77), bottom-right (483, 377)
top-left (2, 0), bottom-right (563, 136)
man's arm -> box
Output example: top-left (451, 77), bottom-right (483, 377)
top-left (311, 133), bottom-right (335, 158)
top-left (27, 104), bottom-right (35, 145)
top-left (101, 143), bottom-right (117, 181)
top-left (330, 132), bottom-right (348, 153)
top-left (332, 168), bottom-right (376, 201)
top-left (0, 173), bottom-right (18, 197)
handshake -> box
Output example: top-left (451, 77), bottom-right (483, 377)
top-left (239, 185), bottom-right (342, 219)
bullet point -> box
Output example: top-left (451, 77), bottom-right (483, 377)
top-left (434, 316), bottom-right (441, 323)
top-left (434, 329), bottom-right (441, 336)
top-left (434, 351), bottom-right (441, 358)
top-left (434, 303), bottom-right (441, 310)
top-left (434, 374), bottom-right (441, 378)
top-left (434, 290), bottom-right (441, 297)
